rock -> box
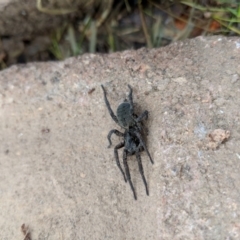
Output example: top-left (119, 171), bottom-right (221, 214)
top-left (1, 36), bottom-right (240, 239)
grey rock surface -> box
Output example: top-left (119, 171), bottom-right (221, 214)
top-left (1, 36), bottom-right (240, 239)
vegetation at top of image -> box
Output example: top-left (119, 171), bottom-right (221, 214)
top-left (0, 0), bottom-right (239, 69)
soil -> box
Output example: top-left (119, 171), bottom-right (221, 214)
top-left (0, 0), bottom-right (111, 67)
top-left (1, 36), bottom-right (240, 239)
top-left (0, 0), bottom-right (107, 36)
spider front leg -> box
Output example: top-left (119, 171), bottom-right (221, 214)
top-left (107, 129), bottom-right (124, 148)
top-left (114, 142), bottom-right (127, 182)
top-left (136, 151), bottom-right (149, 196)
top-left (101, 85), bottom-right (119, 125)
top-left (123, 149), bottom-right (137, 200)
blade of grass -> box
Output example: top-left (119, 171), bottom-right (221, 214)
top-left (66, 24), bottom-right (80, 56)
top-left (138, 0), bottom-right (152, 48)
top-left (173, 6), bottom-right (195, 41)
top-left (180, 1), bottom-right (232, 12)
top-left (78, 15), bottom-right (92, 54)
top-left (36, 0), bottom-right (76, 15)
top-left (108, 28), bottom-right (115, 52)
top-left (124, 0), bottom-right (131, 12)
top-left (96, 0), bottom-right (113, 28)
top-left (89, 20), bottom-right (97, 53)
top-left (214, 18), bottom-right (240, 34)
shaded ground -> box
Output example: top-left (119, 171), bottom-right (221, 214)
top-left (1, 0), bottom-right (239, 70)
top-left (0, 0), bottom-right (110, 67)
top-left (0, 36), bottom-right (240, 239)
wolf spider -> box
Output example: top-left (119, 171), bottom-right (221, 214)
top-left (101, 84), bottom-right (154, 200)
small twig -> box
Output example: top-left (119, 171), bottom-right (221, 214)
top-left (138, 0), bottom-right (152, 48)
top-left (88, 88), bottom-right (96, 94)
top-left (36, 0), bottom-right (76, 15)
top-left (96, 0), bottom-right (113, 28)
top-left (21, 224), bottom-right (32, 240)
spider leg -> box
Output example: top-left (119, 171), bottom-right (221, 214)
top-left (134, 131), bottom-right (154, 164)
top-left (127, 85), bottom-right (134, 112)
top-left (107, 129), bottom-right (124, 148)
top-left (123, 149), bottom-right (137, 200)
top-left (114, 142), bottom-right (127, 182)
top-left (136, 110), bottom-right (148, 122)
top-left (101, 85), bottom-right (119, 125)
top-left (136, 151), bottom-right (149, 196)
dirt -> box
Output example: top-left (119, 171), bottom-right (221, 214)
top-left (0, 0), bottom-right (108, 37)
top-left (0, 36), bottom-right (240, 239)
top-left (0, 0), bottom-right (111, 66)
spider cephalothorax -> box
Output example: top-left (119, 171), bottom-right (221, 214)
top-left (101, 84), bottom-right (154, 200)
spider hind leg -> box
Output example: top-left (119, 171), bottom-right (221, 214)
top-left (135, 131), bottom-right (154, 164)
top-left (136, 151), bottom-right (149, 195)
top-left (123, 149), bottom-right (137, 200)
top-left (107, 129), bottom-right (124, 148)
top-left (114, 142), bottom-right (127, 182)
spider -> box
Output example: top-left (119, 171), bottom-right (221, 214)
top-left (101, 84), bottom-right (154, 200)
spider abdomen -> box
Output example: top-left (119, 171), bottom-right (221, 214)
top-left (117, 102), bottom-right (134, 128)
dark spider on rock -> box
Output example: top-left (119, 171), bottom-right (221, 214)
top-left (101, 84), bottom-right (154, 200)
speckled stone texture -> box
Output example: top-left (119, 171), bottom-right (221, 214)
top-left (1, 36), bottom-right (240, 239)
